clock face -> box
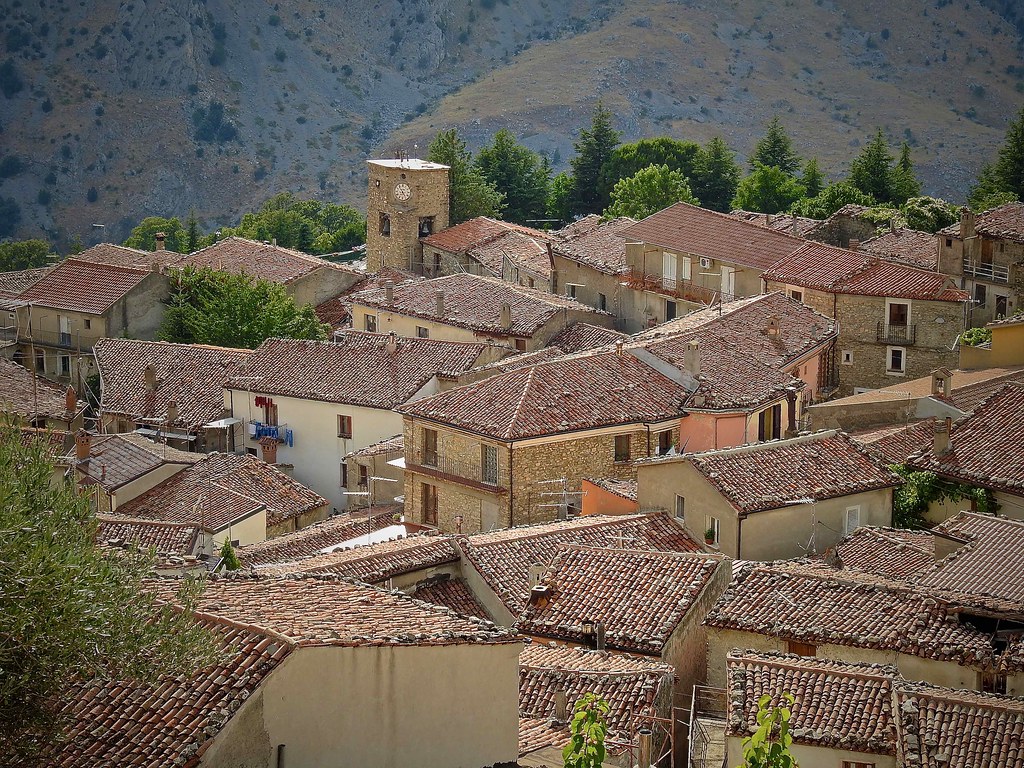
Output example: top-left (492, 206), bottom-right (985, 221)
top-left (394, 182), bottom-right (412, 201)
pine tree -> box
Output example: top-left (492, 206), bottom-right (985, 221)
top-left (849, 129), bottom-right (896, 203)
top-left (732, 165), bottom-right (806, 214)
top-left (889, 142), bottom-right (922, 204)
top-left (426, 128), bottom-right (504, 224)
top-left (569, 101), bottom-right (621, 216)
top-left (800, 158), bottom-right (824, 198)
top-left (970, 104), bottom-right (1024, 207)
top-left (219, 538), bottom-right (241, 570)
top-left (749, 116), bottom-right (801, 176)
top-left (185, 210), bottom-right (201, 253)
top-left (691, 137), bottom-right (741, 212)
top-left (474, 129), bottom-right (550, 225)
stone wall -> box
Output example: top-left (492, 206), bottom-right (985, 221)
top-left (365, 161), bottom-right (449, 272)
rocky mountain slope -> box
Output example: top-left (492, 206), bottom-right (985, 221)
top-left (0, 0), bottom-right (1021, 245)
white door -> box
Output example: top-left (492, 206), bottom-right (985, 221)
top-left (59, 315), bottom-right (71, 344)
top-left (663, 252), bottom-right (677, 289)
top-left (721, 266), bottom-right (736, 297)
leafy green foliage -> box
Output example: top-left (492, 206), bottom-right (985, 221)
top-left (890, 464), bottom-right (999, 529)
top-left (547, 171), bottom-right (573, 225)
top-left (969, 104), bottom-right (1024, 205)
top-left (474, 128), bottom-right (549, 224)
top-left (692, 137), bottom-right (741, 212)
top-left (569, 101), bottom-right (621, 216)
top-left (604, 164), bottom-right (698, 220)
top-left (961, 326), bottom-right (993, 346)
top-left (749, 117), bottom-right (801, 176)
top-left (732, 165), bottom-right (806, 214)
top-left (219, 538), bottom-right (241, 570)
top-left (0, 239), bottom-right (54, 272)
top-left (427, 128), bottom-right (504, 224)
top-left (891, 142), bottom-right (922, 203)
top-left (791, 181), bottom-right (875, 219)
top-left (563, 693), bottom-right (610, 768)
top-left (124, 216), bottom-right (189, 253)
top-left (223, 193), bottom-right (365, 254)
top-left (738, 693), bottom-right (797, 768)
top-left (900, 196), bottom-right (959, 233)
top-left (603, 137), bottom-right (702, 194)
top-left (848, 129), bottom-right (920, 205)
top-left (799, 158), bottom-right (824, 198)
top-left (0, 421), bottom-right (217, 760)
top-left (160, 267), bottom-right (329, 348)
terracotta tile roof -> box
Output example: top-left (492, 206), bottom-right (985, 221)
top-left (763, 242), bottom-right (968, 301)
top-left (461, 513), bottom-right (699, 614)
top-left (413, 576), bottom-right (492, 619)
top-left (988, 313), bottom-right (1024, 327)
top-left (947, 367), bottom-right (1024, 413)
top-left (16, 258), bottom-right (156, 313)
top-left (921, 512), bottom-right (1024, 604)
top-left (74, 242), bottom-right (185, 270)
top-left (665, 430), bottom-right (901, 515)
top-left (173, 573), bottom-right (517, 646)
top-left (517, 546), bottom-right (722, 655)
top-left (43, 618), bottom-right (292, 768)
top-left (95, 514), bottom-right (204, 555)
top-left (113, 452), bottom-right (326, 531)
top-left (344, 433), bottom-right (404, 460)
top-left (19, 426), bottom-right (71, 456)
top-left (312, 266), bottom-right (409, 329)
top-left (893, 681), bottom-right (1024, 767)
top-left (908, 383), bottom-right (1024, 496)
top-left (726, 651), bottom-right (896, 755)
top-left (518, 643), bottom-right (673, 753)
top-left (860, 227), bottom-right (939, 270)
top-left (257, 534), bottom-right (460, 582)
top-left (548, 322), bottom-right (628, 353)
top-left (180, 236), bottom-right (357, 284)
top-left (729, 209), bottom-right (822, 238)
top-left (940, 202), bottom-right (1024, 244)
top-left (849, 420), bottom-right (935, 464)
top-left (829, 526), bottom-right (936, 580)
top-left (472, 229), bottom-right (553, 279)
top-left (551, 216), bottom-right (636, 275)
top-left (0, 357), bottom-right (82, 421)
top-left (817, 366), bottom-right (1024, 412)
top-left (226, 332), bottom-right (487, 408)
top-left (620, 202), bottom-right (806, 271)
top-left (237, 506), bottom-right (403, 567)
top-left (353, 272), bottom-right (606, 337)
top-left (0, 265), bottom-right (53, 293)
top-left (94, 338), bottom-right (249, 430)
top-left (74, 433), bottom-right (199, 491)
top-left (460, 346), bottom-right (566, 379)
top-left (421, 216), bottom-right (551, 257)
top-left (399, 350), bottom-right (692, 440)
top-left (706, 562), bottom-right (1023, 670)
top-left (586, 477), bottom-right (638, 501)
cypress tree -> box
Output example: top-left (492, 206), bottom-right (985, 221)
top-left (749, 116), bottom-right (801, 176)
top-left (569, 101), bottom-right (621, 216)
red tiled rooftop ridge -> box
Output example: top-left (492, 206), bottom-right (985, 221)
top-left (17, 258), bottom-right (154, 313)
top-left (180, 236), bottom-right (356, 284)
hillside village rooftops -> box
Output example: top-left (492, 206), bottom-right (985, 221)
top-left (548, 322), bottom-right (627, 353)
top-left (313, 266), bottom-right (410, 329)
top-left (619, 201), bottom-right (806, 271)
top-left (644, 430), bottom-right (900, 515)
top-left (939, 201), bottom-right (1024, 243)
top-left (762, 241), bottom-right (968, 301)
top-left (398, 349), bottom-right (693, 440)
top-left (112, 452), bottom-right (326, 531)
top-left (73, 242), bottom-right (186, 270)
top-left (0, 265), bottom-right (54, 294)
top-left (828, 526), bottom-right (938, 580)
top-left (94, 338), bottom-right (250, 430)
top-left (551, 215), bottom-right (636, 274)
top-left (73, 433), bottom-right (200, 491)
top-left (412, 577), bottom-right (491, 619)
top-left (420, 216), bottom-right (551, 255)
top-left (727, 651), bottom-right (896, 755)
top-left (849, 420), bottom-right (937, 465)
top-left (729, 209), bottom-right (822, 238)
top-left (908, 383), bottom-right (1024, 495)
top-left (344, 434), bottom-right (404, 460)
top-left (225, 332), bottom-right (488, 408)
top-left (472, 229), bottom-right (553, 278)
top-left (95, 515), bottom-right (206, 556)
top-left (920, 512), bottom-right (1024, 604)
top-left (860, 227), bottom-right (939, 270)
top-left (17, 258), bottom-right (155, 313)
top-left (352, 272), bottom-right (608, 336)
top-left (705, 562), bottom-right (1024, 670)
top-left (0, 357), bottom-right (82, 422)
top-left (180, 236), bottom-right (357, 284)
top-left (517, 545), bottom-right (723, 655)
top-left (460, 512), bottom-right (699, 614)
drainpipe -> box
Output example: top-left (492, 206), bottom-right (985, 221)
top-left (736, 515), bottom-right (743, 559)
top-left (507, 441), bottom-right (514, 529)
top-left (644, 422), bottom-right (652, 457)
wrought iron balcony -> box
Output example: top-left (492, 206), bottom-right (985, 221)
top-left (625, 268), bottom-right (735, 305)
top-left (412, 450), bottom-right (508, 490)
top-left (877, 322), bottom-right (917, 345)
top-left (963, 258), bottom-right (1009, 284)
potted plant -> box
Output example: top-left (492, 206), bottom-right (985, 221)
top-left (704, 528), bottom-right (716, 545)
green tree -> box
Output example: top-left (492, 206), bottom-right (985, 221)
top-left (563, 693), bottom-right (609, 768)
top-left (547, 171), bottom-right (574, 225)
top-left (890, 464), bottom-right (998, 529)
top-left (223, 194), bottom-right (365, 254)
top-left (791, 181), bottom-right (875, 219)
top-left (970, 104), bottom-right (1024, 205)
top-left (219, 538), bottom-right (241, 570)
top-left (474, 129), bottom-right (550, 224)
top-left (124, 216), bottom-right (188, 253)
top-left (0, 422), bottom-right (217, 760)
top-left (749, 117), bottom-right (801, 176)
top-left (900, 196), bottom-right (958, 233)
top-left (0, 239), bottom-right (54, 271)
top-left (603, 137), bottom-right (702, 192)
top-left (427, 128), bottom-right (504, 224)
top-left (890, 142), bottom-right (922, 204)
top-left (185, 209), bottom-right (201, 253)
top-left (799, 158), bottom-right (824, 198)
top-left (732, 165), bottom-right (806, 214)
top-left (604, 164), bottom-right (698, 220)
top-left (569, 101), bottom-right (621, 216)
top-left (849, 129), bottom-right (895, 202)
top-left (738, 693), bottom-right (797, 768)
top-left (160, 267), bottom-right (329, 348)
top-left (691, 137), bottom-right (741, 212)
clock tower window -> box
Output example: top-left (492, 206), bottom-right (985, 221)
top-left (418, 216), bottom-right (435, 237)
top-left (379, 212), bottom-right (391, 237)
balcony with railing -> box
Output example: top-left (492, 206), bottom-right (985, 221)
top-left (0, 325), bottom-right (16, 346)
top-left (410, 450), bottom-right (509, 492)
top-left (625, 268), bottom-right (734, 305)
top-left (876, 322), bottom-right (917, 345)
top-left (22, 328), bottom-right (95, 351)
top-left (247, 421), bottom-right (294, 446)
top-left (963, 258), bottom-right (1009, 284)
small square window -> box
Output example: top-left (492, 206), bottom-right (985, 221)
top-left (514, 338), bottom-right (527, 352)
top-left (887, 347), bottom-right (906, 374)
top-left (597, 292), bottom-right (607, 311)
top-left (358, 464), bottom-right (369, 488)
top-left (845, 505), bottom-right (861, 534)
top-left (787, 640), bottom-right (817, 657)
top-left (60, 355), bottom-right (71, 376)
top-left (974, 284), bottom-right (987, 306)
top-left (790, 289), bottom-right (803, 302)
top-left (841, 350), bottom-right (853, 365)
top-left (84, 318), bottom-right (92, 329)
top-left (337, 414), bottom-right (352, 439)
top-left (416, 326), bottom-right (429, 339)
top-left (945, 238), bottom-right (953, 247)
top-left (567, 284), bottom-right (578, 299)
top-left (613, 434), bottom-right (631, 463)
top-left (364, 314), bottom-right (377, 333)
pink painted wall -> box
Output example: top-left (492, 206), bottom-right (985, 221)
top-left (680, 413), bottom-right (748, 453)
top-left (581, 480), bottom-right (640, 516)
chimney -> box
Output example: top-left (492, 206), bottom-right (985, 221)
top-left (961, 207), bottom-right (976, 239)
top-left (384, 281), bottom-right (394, 303)
top-left (528, 562), bottom-right (546, 587)
top-left (553, 689), bottom-right (568, 723)
top-left (154, 232), bottom-right (166, 251)
top-left (166, 400), bottom-right (178, 424)
top-left (766, 315), bottom-right (781, 337)
top-left (615, 340), bottom-right (624, 356)
top-left (849, 238), bottom-right (860, 251)
top-left (75, 430), bottom-right (91, 462)
top-left (765, 212), bottom-right (772, 226)
top-left (785, 387), bottom-right (798, 438)
top-left (144, 364), bottom-right (157, 392)
top-left (930, 369), bottom-right (951, 398)
top-left (271, 237), bottom-right (277, 247)
top-left (595, 621), bottom-right (606, 651)
top-left (260, 435), bottom-right (278, 464)
top-left (528, 583), bottom-right (552, 608)
top-left (638, 729), bottom-right (653, 768)
top-left (499, 302), bottom-right (512, 329)
top-left (385, 331), bottom-right (398, 354)
top-left (65, 385), bottom-right (77, 413)
top-left (435, 290), bottom-right (445, 317)
top-left (932, 417), bottom-right (952, 456)
top-left (890, 217), bottom-right (897, 233)
top-left (683, 340), bottom-right (700, 377)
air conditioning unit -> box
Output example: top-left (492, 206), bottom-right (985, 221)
top-left (699, 256), bottom-right (713, 269)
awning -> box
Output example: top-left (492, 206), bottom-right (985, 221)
top-left (386, 457), bottom-right (406, 469)
top-left (203, 417), bottom-right (242, 428)
top-left (133, 428), bottom-right (197, 442)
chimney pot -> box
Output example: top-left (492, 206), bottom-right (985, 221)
top-left (384, 281), bottom-right (394, 303)
top-left (553, 689), bottom-right (568, 722)
top-left (259, 436), bottom-right (278, 464)
top-left (931, 369), bottom-right (952, 398)
top-left (615, 340), bottom-right (624, 356)
top-left (766, 315), bottom-right (781, 337)
top-left (961, 207), bottom-right (976, 239)
top-left (385, 331), bottom-right (398, 354)
top-left (528, 583), bottom-right (551, 607)
top-left (166, 400), bottom-right (178, 424)
top-left (144, 364), bottom-right (157, 392)
top-left (528, 562), bottom-right (546, 587)
top-left (849, 238), bottom-right (860, 250)
top-left (595, 621), bottom-right (606, 651)
top-left (271, 238), bottom-right (277, 247)
top-left (638, 728), bottom-right (653, 768)
top-left (75, 429), bottom-right (91, 462)
top-left (684, 341), bottom-right (700, 377)
top-left (499, 302), bottom-right (512, 329)
top-left (65, 386), bottom-right (77, 413)
top-left (435, 290), bottom-right (445, 317)
top-left (154, 232), bottom-right (166, 251)
top-left (933, 417), bottom-right (952, 456)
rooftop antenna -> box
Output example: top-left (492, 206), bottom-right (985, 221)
top-left (535, 477), bottom-right (586, 520)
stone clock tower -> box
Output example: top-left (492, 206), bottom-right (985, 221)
top-left (366, 157), bottom-right (450, 272)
